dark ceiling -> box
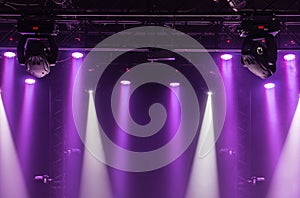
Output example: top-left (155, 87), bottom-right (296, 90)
top-left (1, 0), bottom-right (300, 50)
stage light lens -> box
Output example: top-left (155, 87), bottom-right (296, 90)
top-left (169, 82), bottom-right (180, 87)
top-left (25, 78), bottom-right (36, 85)
top-left (284, 54), bottom-right (295, 61)
top-left (220, 54), bottom-right (233, 60)
top-left (120, 80), bottom-right (131, 85)
top-left (72, 52), bottom-right (84, 59)
top-left (264, 83), bottom-right (275, 89)
top-left (4, 52), bottom-right (16, 58)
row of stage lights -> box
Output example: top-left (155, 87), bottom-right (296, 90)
top-left (220, 53), bottom-right (296, 61)
top-left (4, 51), bottom-right (296, 61)
top-left (3, 51), bottom-right (84, 85)
top-left (120, 80), bottom-right (181, 88)
top-left (120, 79), bottom-right (276, 90)
top-left (220, 53), bottom-right (297, 90)
top-left (6, 18), bottom-right (282, 80)
top-left (3, 51), bottom-right (84, 59)
top-left (2, 51), bottom-right (295, 89)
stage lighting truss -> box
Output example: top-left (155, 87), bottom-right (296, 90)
top-left (239, 18), bottom-right (280, 79)
top-left (17, 19), bottom-right (59, 78)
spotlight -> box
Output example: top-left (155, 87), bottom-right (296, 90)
top-left (120, 80), bottom-right (131, 85)
top-left (207, 91), bottom-right (213, 96)
top-left (25, 78), bottom-right (36, 85)
top-left (3, 51), bottom-right (16, 58)
top-left (264, 83), bottom-right (275, 89)
top-left (240, 18), bottom-right (280, 79)
top-left (72, 52), bottom-right (84, 59)
top-left (17, 19), bottom-right (58, 78)
top-left (169, 82), bottom-right (180, 87)
top-left (220, 54), bottom-right (233, 61)
top-left (17, 36), bottom-right (58, 78)
top-left (284, 54), bottom-right (295, 61)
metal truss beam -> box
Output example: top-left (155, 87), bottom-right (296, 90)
top-left (0, 11), bottom-right (300, 50)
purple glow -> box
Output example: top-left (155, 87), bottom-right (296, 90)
top-left (72, 52), bottom-right (84, 59)
top-left (0, 93), bottom-right (29, 197)
top-left (19, 77), bottom-right (35, 170)
top-left (264, 84), bottom-right (282, 175)
top-left (284, 54), bottom-right (295, 61)
top-left (170, 82), bottom-right (180, 87)
top-left (264, 83), bottom-right (275, 89)
top-left (220, 54), bottom-right (233, 61)
top-left (3, 51), bottom-right (16, 58)
top-left (267, 97), bottom-right (300, 198)
top-left (120, 80), bottom-right (131, 85)
top-left (24, 78), bottom-right (36, 85)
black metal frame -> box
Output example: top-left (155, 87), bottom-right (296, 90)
top-left (0, 10), bottom-right (300, 50)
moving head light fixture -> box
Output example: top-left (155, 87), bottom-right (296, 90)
top-left (240, 16), bottom-right (280, 79)
top-left (17, 19), bottom-right (58, 78)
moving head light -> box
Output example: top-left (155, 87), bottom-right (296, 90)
top-left (17, 19), bottom-right (58, 78)
top-left (240, 19), bottom-right (280, 79)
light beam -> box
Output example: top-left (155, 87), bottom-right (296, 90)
top-left (79, 91), bottom-right (112, 198)
top-left (186, 94), bottom-right (220, 198)
top-left (0, 93), bottom-right (29, 198)
top-left (267, 98), bottom-right (300, 198)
